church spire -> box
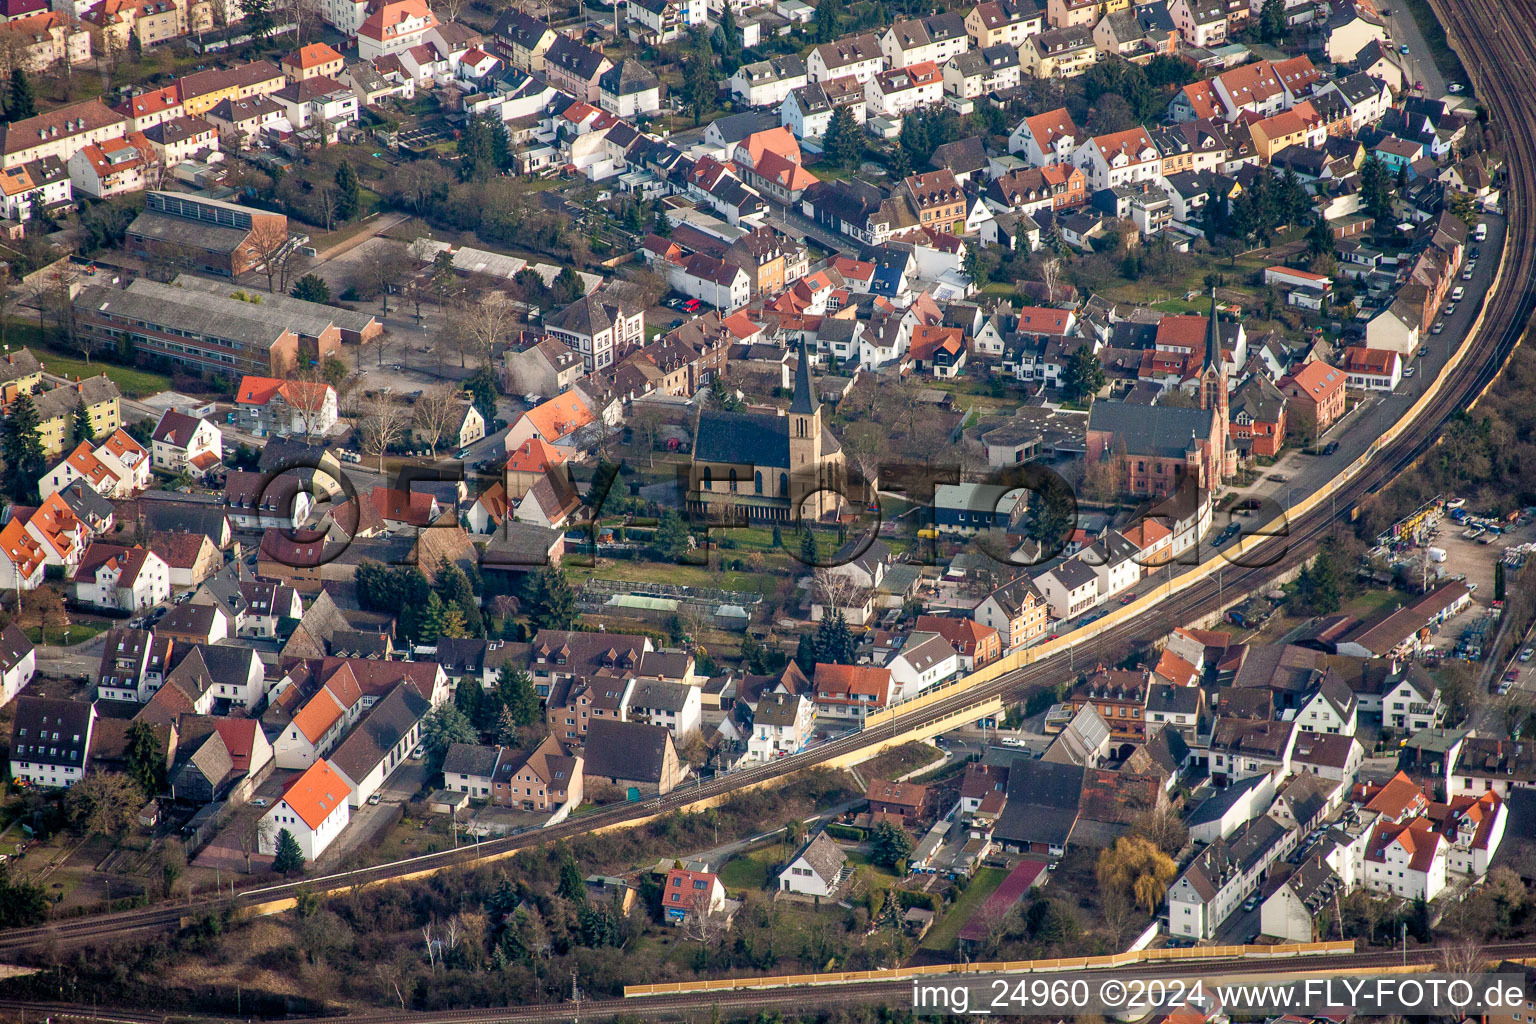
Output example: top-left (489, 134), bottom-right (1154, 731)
top-left (790, 335), bottom-right (818, 416)
top-left (1203, 286), bottom-right (1222, 374)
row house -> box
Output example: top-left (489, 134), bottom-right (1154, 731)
top-left (1020, 24), bottom-right (1098, 78)
top-left (729, 54), bottom-right (807, 108)
top-left (177, 60), bottom-right (285, 117)
top-left (0, 156), bottom-right (69, 221)
top-left (1168, 815), bottom-right (1293, 939)
top-left (780, 77), bottom-right (866, 138)
top-left (142, 115), bottom-right (218, 167)
top-left (1093, 4), bottom-right (1178, 61)
top-left (41, 428), bottom-right (150, 500)
top-left (1068, 668), bottom-right (1148, 740)
top-left (1318, 71), bottom-right (1394, 132)
top-left (880, 12), bottom-right (969, 68)
top-left (542, 292), bottom-right (644, 374)
top-left (1169, 0), bottom-right (1227, 46)
top-left (985, 163), bottom-right (1087, 214)
top-left (943, 44), bottom-right (1021, 99)
top-left (543, 35), bottom-right (611, 103)
top-left (1073, 125), bottom-right (1159, 190)
top-left (625, 0), bottom-right (704, 45)
top-left (1048, 0), bottom-right (1116, 29)
top-left (83, 0), bottom-right (191, 52)
top-left (489, 10), bottom-right (556, 72)
top-left (1249, 106), bottom-right (1327, 164)
top-left (72, 542), bottom-right (169, 612)
top-left (273, 76), bottom-right (359, 134)
top-left (1150, 119), bottom-right (1233, 176)
top-left (113, 85), bottom-right (184, 132)
top-left (812, 663), bottom-right (891, 720)
top-left (965, 0), bottom-right (1044, 48)
top-left (807, 33), bottom-right (883, 84)
top-left (864, 61), bottom-right (943, 119)
top-left (0, 12), bottom-right (90, 73)
top-left (0, 100), bottom-right (128, 171)
top-left (899, 169), bottom-right (966, 234)
top-left (1009, 106), bottom-right (1079, 166)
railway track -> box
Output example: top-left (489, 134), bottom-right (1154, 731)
top-left (6, 940), bottom-right (1536, 1024)
top-left (2, 0), bottom-right (1533, 986)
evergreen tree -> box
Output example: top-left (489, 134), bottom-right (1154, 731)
top-left (551, 266), bottom-right (583, 306)
top-left (1259, 0), bottom-right (1286, 42)
top-left (823, 107), bottom-right (862, 170)
top-left (124, 721), bottom-right (162, 796)
top-left (334, 161), bottom-right (361, 221)
top-left (887, 145), bottom-right (911, 182)
top-left (454, 676), bottom-right (484, 726)
top-left (7, 68), bottom-right (35, 122)
top-left (497, 665), bottom-right (540, 726)
top-left (531, 564), bottom-right (577, 631)
top-left (494, 706), bottom-right (520, 746)
top-left (418, 592), bottom-right (449, 643)
top-left (653, 203), bottom-right (672, 237)
top-left (557, 851), bottom-right (586, 903)
top-left (1360, 155), bottom-right (1395, 222)
top-left (682, 52), bottom-right (716, 126)
top-left (272, 829), bottom-right (305, 874)
top-left (795, 632), bottom-right (818, 674)
top-left (772, 524), bottom-right (783, 548)
top-left (1307, 214), bottom-right (1335, 259)
top-left (291, 274), bottom-right (332, 303)
top-left (70, 398), bottom-right (96, 445)
top-left (1061, 344), bottom-right (1106, 401)
top-left (799, 527), bottom-right (820, 566)
top-left (815, 611), bottom-right (854, 665)
top-left (466, 365), bottom-right (498, 425)
top-left (654, 508), bottom-right (692, 561)
top-left (1, 393), bottom-right (44, 502)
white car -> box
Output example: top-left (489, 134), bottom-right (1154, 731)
top-left (1449, 83), bottom-right (1464, 93)
top-left (1451, 286), bottom-right (1466, 301)
top-left (1404, 367), bottom-right (1416, 378)
top-left (1521, 648), bottom-right (1534, 662)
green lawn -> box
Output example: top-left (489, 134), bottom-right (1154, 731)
top-left (921, 867), bottom-right (1008, 952)
top-left (718, 847), bottom-right (780, 891)
top-left (26, 623), bottom-right (102, 647)
top-left (1, 322), bottom-right (172, 398)
top-left (582, 559), bottom-right (784, 597)
top-left (35, 351), bottom-right (170, 398)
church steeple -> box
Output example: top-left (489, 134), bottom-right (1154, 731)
top-left (1202, 286), bottom-right (1222, 374)
top-left (790, 335), bottom-right (818, 417)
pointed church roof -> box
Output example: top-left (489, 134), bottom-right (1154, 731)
top-left (789, 335), bottom-right (818, 416)
top-left (1202, 287), bottom-right (1221, 374)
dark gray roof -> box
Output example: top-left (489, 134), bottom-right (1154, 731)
top-left (599, 59), bottom-right (658, 95)
top-left (629, 680), bottom-right (692, 714)
top-left (582, 718), bottom-right (673, 783)
top-left (1187, 771), bottom-right (1268, 827)
top-left (11, 695), bottom-right (94, 769)
top-left (694, 410), bottom-right (790, 468)
top-left (544, 35), bottom-right (608, 81)
top-left (443, 741), bottom-right (501, 778)
top-left (126, 209), bottom-right (250, 256)
top-left (1147, 682), bottom-right (1202, 716)
top-left (789, 830), bottom-right (847, 882)
top-left (1087, 400), bottom-right (1213, 458)
top-left (754, 691), bottom-right (805, 727)
top-left (930, 136), bottom-right (987, 175)
top-left (993, 758), bottom-right (1083, 849)
top-left (330, 682), bottom-right (431, 783)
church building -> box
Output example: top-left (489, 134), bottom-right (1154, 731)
top-left (1084, 291), bottom-right (1236, 499)
top-left (688, 340), bottom-right (873, 523)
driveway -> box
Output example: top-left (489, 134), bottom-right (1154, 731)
top-left (36, 632), bottom-right (107, 680)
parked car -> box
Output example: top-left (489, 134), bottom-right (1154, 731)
top-left (1400, 43), bottom-right (1410, 53)
top-left (411, 745), bottom-right (426, 759)
top-left (367, 793), bottom-right (382, 805)
top-left (1444, 303), bottom-right (1458, 316)
top-left (1451, 286), bottom-right (1466, 302)
top-left (1432, 321), bottom-right (1446, 334)
top-left (1419, 345), bottom-right (1431, 357)
top-left (1520, 647), bottom-right (1534, 662)
top-left (1405, 367), bottom-right (1416, 378)
top-left (1322, 441), bottom-right (1340, 455)
top-left (1448, 82), bottom-right (1463, 92)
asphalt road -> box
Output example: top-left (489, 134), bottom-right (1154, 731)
top-left (1378, 2), bottom-right (1451, 96)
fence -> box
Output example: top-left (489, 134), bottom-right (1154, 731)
top-left (622, 941), bottom-right (1355, 996)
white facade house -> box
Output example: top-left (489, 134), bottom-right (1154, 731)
top-left (807, 34), bottom-right (884, 83)
top-left (627, 680), bottom-right (703, 739)
top-left (1036, 558), bottom-right (1100, 620)
top-left (72, 543), bottom-right (169, 612)
top-left (0, 624), bottom-right (36, 706)
top-left (1080, 529), bottom-right (1141, 601)
top-left (864, 62), bottom-right (944, 119)
top-left (9, 696), bottom-right (95, 788)
top-left (880, 14), bottom-right (970, 69)
top-left (1167, 816), bottom-right (1294, 939)
top-left (1364, 819), bottom-right (1447, 901)
top-left (747, 691), bottom-right (815, 761)
top-left (665, 253), bottom-right (752, 312)
top-left (777, 831), bottom-right (848, 897)
top-left (884, 633), bottom-right (960, 703)
top-left (150, 409), bottom-right (222, 474)
top-left (259, 758), bottom-right (352, 862)
top-left (1296, 678), bottom-right (1358, 735)
top-left (729, 55), bottom-right (807, 107)
top-left (1073, 126), bottom-right (1160, 190)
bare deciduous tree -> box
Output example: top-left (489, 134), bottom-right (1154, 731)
top-left (238, 816), bottom-right (276, 873)
top-left (413, 384), bottom-right (460, 452)
top-left (247, 219), bottom-right (295, 293)
top-left (631, 404), bottom-right (667, 467)
top-left (287, 367), bottom-right (335, 441)
top-left (814, 567), bottom-right (866, 619)
top-left (358, 392), bottom-right (409, 472)
top-left (456, 293), bottom-right (512, 368)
